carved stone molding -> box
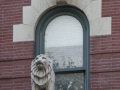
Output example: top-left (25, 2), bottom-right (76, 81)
top-left (31, 54), bottom-right (55, 90)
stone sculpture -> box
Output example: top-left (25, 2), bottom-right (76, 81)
top-left (31, 54), bottom-right (55, 90)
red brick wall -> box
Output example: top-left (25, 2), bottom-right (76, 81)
top-left (0, 0), bottom-right (33, 90)
top-left (90, 0), bottom-right (120, 89)
top-left (0, 0), bottom-right (120, 90)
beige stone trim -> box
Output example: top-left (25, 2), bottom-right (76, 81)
top-left (13, 0), bottom-right (112, 42)
top-left (90, 17), bottom-right (111, 36)
top-left (13, 24), bottom-right (34, 41)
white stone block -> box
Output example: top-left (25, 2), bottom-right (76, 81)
top-left (66, 0), bottom-right (78, 5)
top-left (83, 0), bottom-right (101, 21)
top-left (46, 0), bottom-right (56, 7)
top-left (90, 17), bottom-right (112, 36)
top-left (76, 0), bottom-right (91, 10)
top-left (23, 6), bottom-right (40, 25)
top-left (31, 0), bottom-right (49, 13)
top-left (13, 24), bottom-right (34, 42)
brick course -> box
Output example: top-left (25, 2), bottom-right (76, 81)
top-left (0, 0), bottom-right (120, 90)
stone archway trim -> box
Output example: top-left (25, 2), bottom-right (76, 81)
top-left (13, 0), bottom-right (111, 42)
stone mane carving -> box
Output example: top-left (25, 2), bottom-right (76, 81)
top-left (31, 54), bottom-right (55, 90)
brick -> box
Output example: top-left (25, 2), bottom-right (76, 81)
top-left (0, 0), bottom-right (120, 90)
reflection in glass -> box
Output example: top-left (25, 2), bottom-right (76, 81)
top-left (45, 15), bottom-right (83, 69)
top-left (55, 73), bottom-right (84, 90)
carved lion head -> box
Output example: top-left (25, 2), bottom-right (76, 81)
top-left (34, 54), bottom-right (52, 70)
top-left (31, 54), bottom-right (54, 86)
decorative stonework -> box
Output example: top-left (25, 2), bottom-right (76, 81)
top-left (13, 0), bottom-right (112, 42)
top-left (31, 54), bottom-right (55, 90)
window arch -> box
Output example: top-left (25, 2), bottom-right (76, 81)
top-left (35, 5), bottom-right (90, 90)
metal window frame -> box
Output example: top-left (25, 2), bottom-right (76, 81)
top-left (35, 5), bottom-right (90, 90)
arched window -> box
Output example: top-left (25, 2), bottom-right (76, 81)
top-left (35, 5), bottom-right (90, 90)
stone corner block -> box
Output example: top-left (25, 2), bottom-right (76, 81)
top-left (90, 17), bottom-right (112, 36)
top-left (13, 24), bottom-right (34, 42)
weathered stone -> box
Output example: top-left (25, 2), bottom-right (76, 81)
top-left (31, 54), bottom-right (55, 90)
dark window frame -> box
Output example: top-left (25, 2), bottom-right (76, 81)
top-left (35, 5), bottom-right (90, 90)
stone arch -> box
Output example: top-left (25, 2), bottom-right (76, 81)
top-left (13, 0), bottom-right (111, 42)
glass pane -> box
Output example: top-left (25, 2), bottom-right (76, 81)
top-left (55, 73), bottom-right (84, 90)
top-left (45, 15), bottom-right (83, 69)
